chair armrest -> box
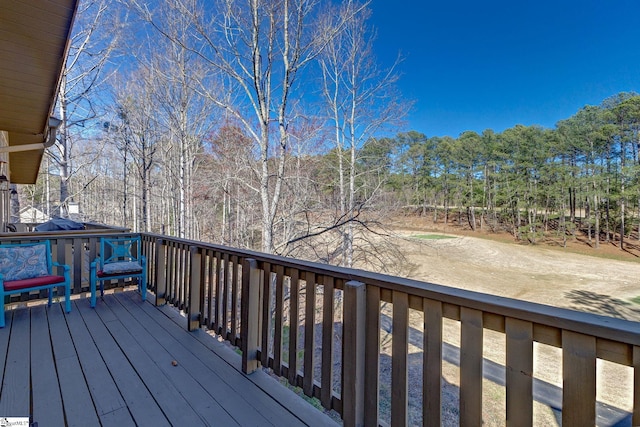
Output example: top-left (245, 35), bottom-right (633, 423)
top-left (90, 257), bottom-right (102, 269)
top-left (52, 262), bottom-right (70, 273)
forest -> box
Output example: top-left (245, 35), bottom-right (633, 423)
top-left (14, 0), bottom-right (640, 269)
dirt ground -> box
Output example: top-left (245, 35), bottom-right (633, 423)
top-left (375, 217), bottom-right (640, 426)
top-left (391, 217), bottom-right (640, 321)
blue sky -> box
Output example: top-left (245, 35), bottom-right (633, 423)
top-left (370, 0), bottom-right (640, 137)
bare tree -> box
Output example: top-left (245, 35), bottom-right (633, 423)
top-left (317, 2), bottom-right (409, 267)
top-left (130, 0), bottom-right (364, 253)
top-left (108, 72), bottom-right (160, 232)
top-left (198, 123), bottom-right (258, 247)
top-left (146, 7), bottom-right (217, 239)
top-left (52, 0), bottom-right (121, 217)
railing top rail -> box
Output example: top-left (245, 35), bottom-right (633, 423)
top-left (0, 229), bottom-right (136, 239)
top-left (144, 232), bottom-right (640, 346)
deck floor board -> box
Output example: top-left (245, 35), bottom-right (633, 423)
top-left (95, 296), bottom-right (211, 427)
top-left (0, 291), bottom-right (337, 426)
top-left (82, 300), bottom-right (171, 427)
top-left (0, 307), bottom-right (30, 417)
top-left (48, 302), bottom-right (101, 427)
top-left (116, 293), bottom-right (264, 426)
top-left (66, 301), bottom-right (131, 422)
top-left (30, 304), bottom-right (65, 426)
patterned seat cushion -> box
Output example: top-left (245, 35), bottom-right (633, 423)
top-left (99, 261), bottom-right (143, 276)
top-left (0, 244), bottom-right (49, 281)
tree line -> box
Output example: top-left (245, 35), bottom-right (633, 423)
top-left (386, 93), bottom-right (640, 249)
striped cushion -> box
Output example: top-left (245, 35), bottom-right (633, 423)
top-left (100, 261), bottom-right (143, 276)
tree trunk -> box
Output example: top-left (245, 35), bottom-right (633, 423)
top-left (469, 207), bottom-right (476, 231)
top-left (593, 191), bottom-right (600, 249)
top-left (620, 138), bottom-right (626, 250)
top-left (58, 77), bottom-right (70, 218)
top-left (585, 198), bottom-right (591, 244)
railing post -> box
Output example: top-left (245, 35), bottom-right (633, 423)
top-left (187, 245), bottom-right (202, 331)
top-left (155, 238), bottom-right (166, 306)
top-left (241, 258), bottom-right (260, 374)
top-left (633, 346), bottom-right (640, 426)
top-left (343, 280), bottom-right (366, 427)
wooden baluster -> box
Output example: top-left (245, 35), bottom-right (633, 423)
top-left (154, 239), bottom-right (166, 306)
top-left (562, 330), bottom-right (596, 426)
top-left (175, 244), bottom-right (182, 306)
top-left (424, 299), bottom-right (443, 427)
top-left (273, 265), bottom-right (285, 376)
top-left (303, 271), bottom-right (316, 397)
top-left (221, 253), bottom-right (230, 339)
top-left (321, 275), bottom-right (334, 410)
top-left (88, 236), bottom-right (98, 291)
top-left (364, 285), bottom-right (380, 427)
top-left (166, 243), bottom-right (175, 305)
top-left (214, 251), bottom-right (222, 334)
top-left (506, 317), bottom-right (533, 427)
top-left (460, 307), bottom-right (483, 427)
top-left (181, 244), bottom-right (189, 310)
top-left (260, 263), bottom-right (272, 368)
top-left (230, 255), bottom-right (239, 344)
top-left (392, 290), bottom-right (409, 426)
top-left (72, 237), bottom-right (82, 294)
top-left (62, 238), bottom-right (72, 279)
top-left (206, 250), bottom-right (214, 327)
top-left (343, 281), bottom-right (365, 427)
top-left (241, 258), bottom-right (260, 374)
top-left (288, 268), bottom-right (300, 386)
top-left (187, 246), bottom-right (201, 331)
top-left (634, 346), bottom-right (640, 426)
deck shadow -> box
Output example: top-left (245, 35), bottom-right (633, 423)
top-left (565, 289), bottom-right (640, 321)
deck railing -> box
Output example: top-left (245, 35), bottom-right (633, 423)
top-left (142, 233), bottom-right (640, 427)
top-left (2, 230), bottom-right (639, 426)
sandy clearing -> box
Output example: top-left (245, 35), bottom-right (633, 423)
top-left (395, 232), bottom-right (640, 321)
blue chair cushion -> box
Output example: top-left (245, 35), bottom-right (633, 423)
top-left (100, 261), bottom-right (143, 276)
top-left (0, 244), bottom-right (49, 281)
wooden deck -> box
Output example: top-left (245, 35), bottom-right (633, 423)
top-left (0, 290), bottom-right (336, 427)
